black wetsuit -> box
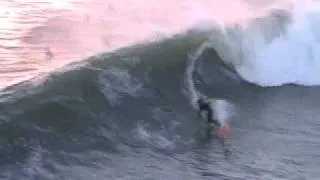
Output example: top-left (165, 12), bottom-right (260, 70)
top-left (197, 99), bottom-right (221, 128)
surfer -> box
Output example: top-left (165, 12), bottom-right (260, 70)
top-left (197, 96), bottom-right (222, 130)
top-left (197, 95), bottom-right (231, 156)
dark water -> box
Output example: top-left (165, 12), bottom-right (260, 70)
top-left (0, 31), bottom-right (319, 180)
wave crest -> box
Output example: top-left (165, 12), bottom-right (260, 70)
top-left (206, 2), bottom-right (320, 86)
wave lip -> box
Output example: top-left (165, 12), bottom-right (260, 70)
top-left (208, 1), bottom-right (320, 87)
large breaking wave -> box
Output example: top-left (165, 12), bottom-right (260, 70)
top-left (1, 1), bottom-right (320, 179)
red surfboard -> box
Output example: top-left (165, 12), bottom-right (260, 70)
top-left (213, 123), bottom-right (231, 138)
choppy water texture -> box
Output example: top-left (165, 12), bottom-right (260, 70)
top-left (0, 0), bottom-right (320, 180)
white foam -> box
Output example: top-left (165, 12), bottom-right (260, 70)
top-left (98, 67), bottom-right (144, 105)
top-left (210, 0), bottom-right (320, 87)
top-left (135, 124), bottom-right (175, 149)
top-left (210, 99), bottom-right (235, 125)
top-left (184, 42), bottom-right (214, 109)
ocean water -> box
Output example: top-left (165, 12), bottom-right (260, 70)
top-left (0, 0), bottom-right (320, 180)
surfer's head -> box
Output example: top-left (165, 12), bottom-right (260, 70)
top-left (197, 95), bottom-right (217, 125)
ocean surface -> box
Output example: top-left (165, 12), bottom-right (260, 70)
top-left (1, 0), bottom-right (320, 180)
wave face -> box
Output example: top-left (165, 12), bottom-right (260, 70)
top-left (1, 31), bottom-right (320, 180)
top-left (0, 32), bottom-right (245, 179)
top-left (211, 1), bottom-right (320, 86)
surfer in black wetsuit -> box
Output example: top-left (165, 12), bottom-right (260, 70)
top-left (197, 96), bottom-right (221, 129)
top-left (197, 96), bottom-right (231, 156)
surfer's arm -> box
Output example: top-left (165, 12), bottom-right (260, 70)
top-left (197, 105), bottom-right (205, 118)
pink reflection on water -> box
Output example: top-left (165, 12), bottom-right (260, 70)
top-left (1, 0), bottom-right (256, 90)
top-left (20, 0), bottom-right (253, 62)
